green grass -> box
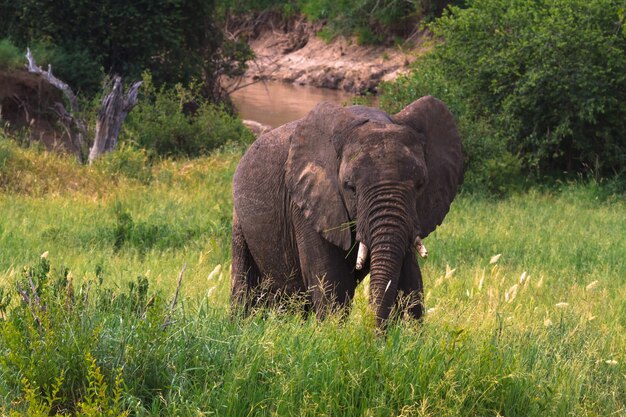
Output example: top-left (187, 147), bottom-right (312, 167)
top-left (0, 138), bottom-right (624, 416)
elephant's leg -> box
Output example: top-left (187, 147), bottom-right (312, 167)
top-left (231, 210), bottom-right (261, 315)
top-left (291, 205), bottom-right (356, 318)
top-left (395, 251), bottom-right (425, 321)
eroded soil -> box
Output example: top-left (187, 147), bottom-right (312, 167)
top-left (244, 20), bottom-right (428, 94)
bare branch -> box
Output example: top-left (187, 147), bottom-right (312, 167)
top-left (26, 48), bottom-right (87, 162)
top-left (52, 102), bottom-right (73, 125)
top-left (26, 48), bottom-right (76, 105)
top-left (26, 48), bottom-right (140, 164)
top-left (11, 94), bottom-right (31, 125)
top-left (124, 81), bottom-right (143, 111)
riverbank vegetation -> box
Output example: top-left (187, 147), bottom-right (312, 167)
top-left (380, 0), bottom-right (626, 193)
top-left (217, 0), bottom-right (458, 45)
top-left (0, 0), bottom-right (255, 163)
top-left (1, 0), bottom-right (625, 415)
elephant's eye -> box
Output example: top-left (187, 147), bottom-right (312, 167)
top-left (344, 180), bottom-right (356, 192)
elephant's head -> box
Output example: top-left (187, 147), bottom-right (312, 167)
top-left (286, 96), bottom-right (464, 326)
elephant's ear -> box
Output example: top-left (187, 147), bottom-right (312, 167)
top-left (286, 102), bottom-right (368, 250)
top-left (395, 96), bottom-right (464, 238)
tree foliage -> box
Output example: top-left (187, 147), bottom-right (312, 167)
top-left (0, 39), bottom-right (22, 70)
top-left (0, 0), bottom-right (252, 99)
top-left (382, 0), bottom-right (626, 189)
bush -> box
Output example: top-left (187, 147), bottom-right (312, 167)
top-left (299, 0), bottom-right (420, 44)
top-left (0, 256), bottom-right (143, 415)
top-left (0, 38), bottom-right (22, 70)
top-left (122, 73), bottom-right (254, 158)
top-left (382, 0), bottom-right (626, 191)
top-left (381, 60), bottom-right (523, 194)
top-left (216, 0), bottom-right (297, 16)
top-left (108, 203), bottom-right (208, 253)
top-left (93, 144), bottom-right (152, 184)
top-left (445, 0), bottom-right (625, 176)
top-left (28, 41), bottom-right (104, 95)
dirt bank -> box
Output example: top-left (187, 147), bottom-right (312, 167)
top-left (0, 70), bottom-right (68, 147)
top-left (244, 20), bottom-right (427, 94)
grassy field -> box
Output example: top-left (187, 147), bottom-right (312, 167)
top-left (0, 139), bottom-right (624, 416)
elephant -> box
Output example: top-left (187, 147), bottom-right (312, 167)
top-left (231, 96), bottom-right (464, 327)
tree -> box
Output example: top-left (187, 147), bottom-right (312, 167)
top-left (25, 49), bottom-right (141, 163)
top-left (0, 0), bottom-right (252, 102)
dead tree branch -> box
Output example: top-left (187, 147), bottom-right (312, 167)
top-left (26, 48), bottom-right (88, 162)
top-left (88, 76), bottom-right (142, 164)
top-left (25, 48), bottom-right (141, 164)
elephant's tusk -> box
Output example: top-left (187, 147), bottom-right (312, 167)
top-left (356, 242), bottom-right (368, 270)
top-left (414, 237), bottom-right (428, 258)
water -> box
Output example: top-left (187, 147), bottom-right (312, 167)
top-left (230, 80), bottom-right (369, 128)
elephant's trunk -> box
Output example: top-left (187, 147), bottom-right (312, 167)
top-left (361, 183), bottom-right (414, 327)
top-left (369, 237), bottom-right (405, 327)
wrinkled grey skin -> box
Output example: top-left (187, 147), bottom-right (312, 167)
top-left (231, 96), bottom-right (464, 327)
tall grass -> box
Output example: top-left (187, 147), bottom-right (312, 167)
top-left (0, 138), bottom-right (624, 415)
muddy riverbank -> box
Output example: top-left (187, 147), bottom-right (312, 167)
top-left (243, 20), bottom-right (427, 94)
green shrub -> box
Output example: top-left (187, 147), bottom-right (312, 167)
top-left (380, 56), bottom-right (461, 115)
top-left (12, 358), bottom-right (128, 417)
top-left (0, 38), bottom-right (22, 70)
top-left (381, 62), bottom-right (523, 194)
top-left (93, 144), bottom-right (152, 183)
top-left (122, 73), bottom-right (254, 158)
top-left (463, 0), bottom-right (624, 176)
top-left (28, 41), bottom-right (104, 95)
top-left (299, 0), bottom-right (419, 43)
top-left (0, 256), bottom-right (162, 415)
top-left (382, 0), bottom-right (626, 192)
top-left (216, 0), bottom-right (297, 16)
top-left (196, 101), bottom-right (256, 149)
top-left (107, 202), bottom-right (211, 253)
